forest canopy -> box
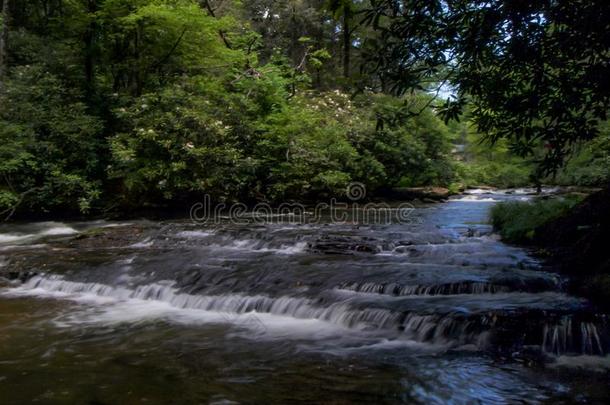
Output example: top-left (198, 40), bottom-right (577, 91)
top-left (0, 0), bottom-right (608, 217)
top-left (363, 0), bottom-right (610, 176)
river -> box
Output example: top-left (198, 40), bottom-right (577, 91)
top-left (0, 189), bottom-right (608, 403)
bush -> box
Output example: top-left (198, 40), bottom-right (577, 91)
top-left (0, 66), bottom-right (104, 215)
top-left (454, 160), bottom-right (532, 189)
top-left (553, 125), bottom-right (610, 187)
top-left (490, 197), bottom-right (582, 243)
top-left (0, 0), bottom-right (459, 216)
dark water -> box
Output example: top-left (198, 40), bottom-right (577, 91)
top-left (0, 190), bottom-right (609, 404)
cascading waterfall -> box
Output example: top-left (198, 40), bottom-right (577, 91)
top-left (542, 316), bottom-right (606, 356)
top-left (338, 281), bottom-right (510, 296)
top-left (17, 276), bottom-right (408, 333)
top-left (1, 190), bottom-right (609, 404)
top-left (13, 274), bottom-right (607, 355)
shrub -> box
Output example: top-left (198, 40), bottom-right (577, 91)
top-left (490, 197), bottom-right (582, 243)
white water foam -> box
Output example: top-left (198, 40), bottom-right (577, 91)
top-left (0, 243), bottom-right (48, 252)
top-left (2, 276), bottom-right (349, 340)
top-left (1, 276), bottom-right (460, 344)
top-left (276, 241), bottom-right (308, 254)
top-left (450, 196), bottom-right (499, 203)
top-left (39, 225), bottom-right (78, 236)
top-left (129, 238), bottom-right (154, 248)
top-left (464, 187), bottom-right (559, 196)
top-left (336, 281), bottom-right (510, 297)
top-left (0, 222), bottom-right (78, 245)
top-left (205, 239), bottom-right (308, 254)
top-left (0, 233), bottom-right (34, 243)
top-left (176, 230), bottom-right (216, 238)
top-left (3, 276), bottom-right (600, 354)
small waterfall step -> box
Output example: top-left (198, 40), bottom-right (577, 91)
top-left (7, 274), bottom-right (607, 357)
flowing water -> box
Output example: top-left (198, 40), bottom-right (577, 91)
top-left (0, 190), bottom-right (608, 404)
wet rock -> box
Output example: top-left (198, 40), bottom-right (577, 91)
top-left (530, 187), bottom-right (610, 310)
top-left (64, 225), bottom-right (151, 249)
top-left (422, 198), bottom-right (439, 204)
top-left (383, 187), bottom-right (453, 201)
top-left (307, 235), bottom-right (382, 255)
top-left (5, 270), bottom-right (39, 283)
top-left (471, 185), bottom-right (496, 191)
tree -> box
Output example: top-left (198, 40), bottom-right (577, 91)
top-left (326, 0), bottom-right (357, 79)
top-left (83, 0), bottom-right (98, 98)
top-left (363, 0), bottom-right (610, 176)
top-left (0, 0), bottom-right (462, 217)
top-left (0, 0), bottom-right (10, 84)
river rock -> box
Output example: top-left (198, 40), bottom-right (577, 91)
top-left (386, 187), bottom-right (452, 201)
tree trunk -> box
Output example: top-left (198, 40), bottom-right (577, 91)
top-left (342, 12), bottom-right (350, 80)
top-left (132, 23), bottom-right (142, 96)
top-left (84, 0), bottom-right (97, 98)
top-left (0, 0), bottom-right (10, 83)
top-left (314, 9), bottom-right (325, 89)
top-left (290, 3), bottom-right (299, 67)
top-left (201, 1), bottom-right (232, 49)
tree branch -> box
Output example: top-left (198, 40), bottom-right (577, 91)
top-left (149, 27), bottom-right (188, 72)
top-left (201, 0), bottom-right (232, 49)
top-left (0, 187), bottom-right (42, 221)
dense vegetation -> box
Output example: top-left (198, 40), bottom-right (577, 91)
top-left (0, 0), bottom-right (608, 218)
top-left (490, 196), bottom-right (582, 243)
top-left (490, 189), bottom-right (610, 309)
top-left (364, 0), bottom-right (610, 176)
top-left (0, 0), bottom-right (461, 217)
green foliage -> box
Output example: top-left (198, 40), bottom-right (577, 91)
top-left (3, 0), bottom-right (604, 218)
top-left (364, 0), bottom-right (610, 176)
top-left (109, 77), bottom-right (252, 204)
top-left (490, 197), bottom-right (583, 244)
top-left (554, 123), bottom-right (610, 187)
top-left (452, 123), bottom-right (533, 188)
top-left (105, 68), bottom-right (458, 206)
top-left (354, 94), bottom-right (456, 188)
top-left (255, 90), bottom-right (367, 199)
top-left (0, 65), bottom-right (103, 215)
top-left (450, 116), bottom-right (610, 189)
top-left (455, 161), bottom-right (531, 189)
top-left (106, 0), bottom-right (243, 68)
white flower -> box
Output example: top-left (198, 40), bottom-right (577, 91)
top-left (185, 142), bottom-right (195, 149)
top-left (141, 104), bottom-right (149, 109)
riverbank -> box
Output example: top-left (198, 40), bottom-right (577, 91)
top-left (1, 186), bottom-right (457, 223)
top-left (490, 187), bottom-right (610, 311)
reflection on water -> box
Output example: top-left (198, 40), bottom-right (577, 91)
top-left (0, 189), bottom-right (608, 403)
